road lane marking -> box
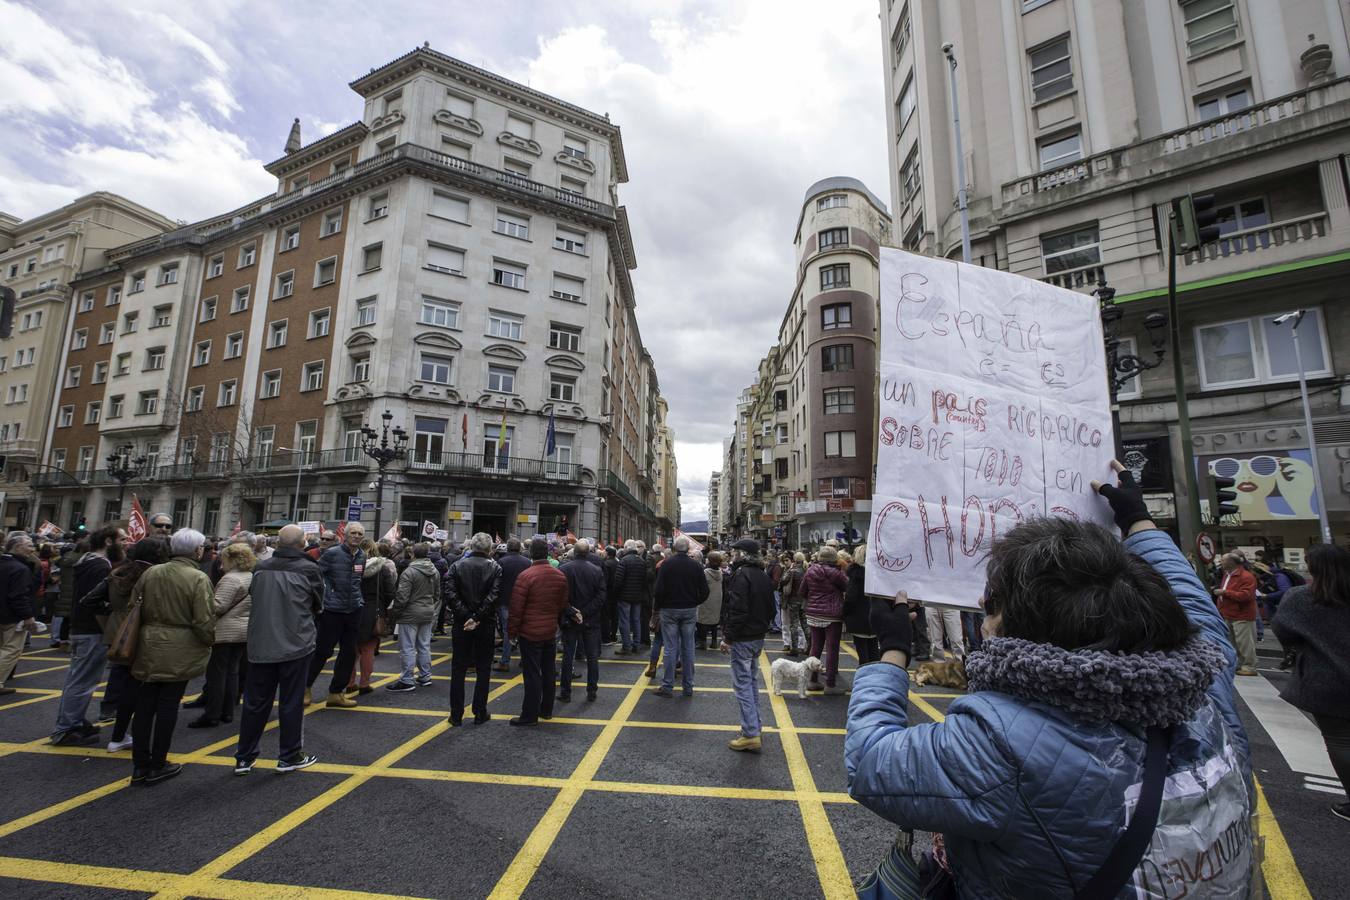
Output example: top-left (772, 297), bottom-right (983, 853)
top-left (1234, 675), bottom-right (1336, 778)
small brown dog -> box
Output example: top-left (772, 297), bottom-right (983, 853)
top-left (914, 656), bottom-right (968, 690)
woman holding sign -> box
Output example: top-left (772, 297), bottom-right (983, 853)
top-left (847, 463), bottom-right (1254, 898)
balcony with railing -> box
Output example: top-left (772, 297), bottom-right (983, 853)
top-left (406, 450), bottom-right (580, 482)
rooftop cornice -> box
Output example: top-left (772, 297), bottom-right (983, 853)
top-left (263, 121), bottom-right (369, 176)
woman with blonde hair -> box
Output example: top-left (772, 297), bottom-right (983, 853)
top-left (349, 539), bottom-right (396, 695)
top-left (842, 543), bottom-right (878, 668)
top-left (190, 541), bottom-right (255, 728)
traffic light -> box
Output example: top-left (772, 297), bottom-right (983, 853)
top-left (1205, 468), bottom-right (1239, 520)
top-left (1169, 193), bottom-right (1222, 253)
top-left (0, 287), bottom-right (14, 339)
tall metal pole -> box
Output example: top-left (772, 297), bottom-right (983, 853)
top-left (1166, 218), bottom-right (1203, 550)
top-left (293, 465), bottom-right (304, 521)
top-left (943, 43), bottom-right (972, 264)
top-left (374, 469), bottom-right (386, 540)
top-left (1288, 313), bottom-right (1333, 544)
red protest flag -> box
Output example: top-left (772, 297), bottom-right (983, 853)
top-left (128, 494), bottom-right (148, 542)
top-left (335, 521), bottom-right (346, 542)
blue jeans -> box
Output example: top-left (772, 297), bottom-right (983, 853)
top-left (618, 601), bottom-right (643, 652)
top-left (497, 606), bottom-right (511, 666)
top-left (660, 607), bottom-right (697, 693)
top-left (54, 633), bottom-right (106, 735)
top-left (398, 621), bottom-right (433, 683)
top-left (771, 591), bottom-right (783, 631)
top-left (730, 640), bottom-right (763, 737)
top-left (649, 626), bottom-right (664, 665)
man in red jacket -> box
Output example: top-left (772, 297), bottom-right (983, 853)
top-left (508, 539), bottom-right (571, 725)
top-left (1213, 553), bottom-right (1258, 676)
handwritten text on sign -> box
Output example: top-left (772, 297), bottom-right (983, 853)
top-left (864, 250), bottom-right (1116, 608)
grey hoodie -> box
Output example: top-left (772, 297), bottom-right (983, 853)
top-left (390, 558), bottom-right (440, 625)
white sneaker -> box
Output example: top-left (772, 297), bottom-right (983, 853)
top-left (107, 737), bottom-right (133, 752)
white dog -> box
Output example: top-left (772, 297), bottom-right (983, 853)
top-left (771, 656), bottom-right (823, 698)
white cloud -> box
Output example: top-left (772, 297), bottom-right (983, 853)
top-left (674, 440), bottom-right (727, 520)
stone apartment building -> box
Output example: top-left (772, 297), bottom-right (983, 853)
top-left (0, 194), bottom-right (176, 529)
top-left (881, 0), bottom-right (1350, 554)
top-left (37, 46), bottom-right (670, 543)
top-left (720, 177), bottom-right (891, 550)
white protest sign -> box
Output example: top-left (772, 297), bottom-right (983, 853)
top-left (432, 529), bottom-right (449, 541)
top-left (864, 249), bottom-right (1116, 608)
top-left (298, 520), bottom-right (321, 535)
top-left (422, 520), bottom-right (437, 539)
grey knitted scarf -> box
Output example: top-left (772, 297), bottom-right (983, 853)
top-left (964, 636), bottom-right (1227, 728)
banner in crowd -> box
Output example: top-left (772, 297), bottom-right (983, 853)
top-left (128, 494), bottom-right (148, 542)
top-left (864, 249), bottom-right (1116, 608)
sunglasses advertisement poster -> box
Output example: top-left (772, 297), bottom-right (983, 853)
top-left (1199, 449), bottom-right (1321, 522)
top-left (865, 249), bottom-right (1116, 609)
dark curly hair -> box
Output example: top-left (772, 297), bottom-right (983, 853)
top-left (982, 518), bottom-right (1194, 653)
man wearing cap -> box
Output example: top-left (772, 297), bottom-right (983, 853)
top-left (721, 538), bottom-right (777, 752)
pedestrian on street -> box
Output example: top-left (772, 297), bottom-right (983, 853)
top-left (847, 464), bottom-right (1253, 898)
top-left (778, 553), bottom-right (807, 656)
top-left (52, 525), bottom-right (124, 746)
top-left (0, 532), bottom-right (39, 694)
top-left (128, 528), bottom-right (215, 785)
top-left (54, 541), bottom-right (84, 648)
top-left (696, 551), bottom-right (724, 650)
top-left (803, 546), bottom-right (848, 693)
top-left (493, 538), bottom-right (530, 673)
top-left (924, 603), bottom-right (966, 663)
top-left (386, 543), bottom-right (439, 692)
top-left (721, 539), bottom-right (776, 752)
top-left (447, 533), bottom-right (502, 726)
top-left (189, 542), bottom-right (255, 728)
top-left (558, 539), bottom-right (605, 703)
top-left (613, 541), bottom-right (648, 655)
top-left (101, 537), bottom-right (169, 752)
top-left (306, 523), bottom-right (367, 709)
top-left (351, 540), bottom-right (396, 695)
top-left (601, 544), bottom-right (620, 645)
top-left (1270, 543), bottom-right (1350, 823)
top-left (234, 524), bottom-right (321, 775)
top-left (508, 538), bottom-right (570, 726)
top-left (1214, 552), bottom-right (1259, 676)
top-left (843, 543), bottom-right (879, 668)
top-left (653, 535), bottom-right (709, 698)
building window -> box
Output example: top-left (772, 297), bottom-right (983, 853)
top-left (420, 296), bottom-right (459, 328)
top-left (1038, 131), bottom-right (1082, 170)
top-left (107, 284), bottom-right (122, 306)
top-left (549, 373), bottom-right (577, 402)
top-left (896, 74), bottom-right (916, 131)
top-left (355, 296), bottom-right (377, 326)
top-left (562, 134), bottom-right (588, 160)
top-left (115, 353), bottom-right (131, 376)
top-left (551, 273), bottom-right (584, 302)
top-left (1041, 223), bottom-right (1100, 275)
top-left (362, 243), bottom-right (382, 272)
top-left (442, 137), bottom-right (471, 160)
top-left (158, 263), bottom-right (179, 285)
top-left (430, 191), bottom-right (469, 223)
top-left (821, 303), bottom-right (852, 330)
top-left (494, 209), bottom-right (530, 240)
top-left (776, 423), bottom-right (789, 444)
top-left (207, 255), bottom-right (223, 278)
top-left (322, 209), bottom-right (342, 236)
top-left (239, 243), bottom-right (257, 267)
top-left (823, 386), bottom-right (856, 414)
top-left (71, 328), bottom-right (88, 350)
top-left (492, 260), bottom-right (526, 290)
top-left (281, 225), bottom-right (300, 251)
top-left (274, 270), bottom-right (294, 299)
top-left (1029, 36), bottom-right (1073, 103)
top-left (821, 344), bottom-right (854, 372)
top-left (554, 227), bottom-right (586, 254)
top-left (315, 257), bottom-right (337, 286)
top-left (549, 324), bottom-right (581, 352)
top-left (99, 322), bottom-right (115, 344)
top-left (426, 243), bottom-right (465, 275)
top-left (218, 379), bottom-right (237, 406)
top-left (231, 286), bottom-right (250, 313)
top-left (78, 291), bottom-right (95, 312)
top-left (483, 423), bottom-right (514, 468)
top-left (1194, 310), bottom-right (1331, 389)
top-left (261, 370), bottom-right (281, 399)
top-left (58, 405), bottom-right (74, 427)
top-left (122, 311), bottom-right (139, 334)
top-left (92, 361), bottom-right (108, 383)
top-left (129, 272), bottom-right (146, 293)
top-left (368, 192), bottom-right (389, 220)
top-left (302, 361), bottom-right (324, 391)
top-left (262, 319), bottom-right (285, 348)
top-left (224, 332), bottom-right (243, 359)
top-left (137, 391), bottom-right (159, 415)
top-left (185, 387), bottom-right (203, 412)
top-left (820, 264), bottom-right (850, 290)
top-left (891, 5), bottom-right (911, 63)
top-left (817, 194), bottom-right (848, 211)
top-left (559, 175), bottom-right (587, 198)
top-left (308, 308), bottom-right (330, 339)
top-left (1182, 0), bottom-right (1238, 57)
top-left (446, 90), bottom-right (474, 119)
top-left (488, 312), bottom-right (523, 340)
top-left (419, 353), bottom-right (454, 384)
top-left (65, 366), bottom-right (81, 388)
top-left (503, 157), bottom-right (531, 178)
top-left (350, 353), bottom-right (371, 383)
top-left (194, 340), bottom-right (211, 366)
top-left (824, 430), bottom-right (857, 458)
top-left (290, 175), bottom-right (309, 192)
top-left (818, 228), bottom-right (849, 250)
top-left (1197, 85), bottom-right (1251, 121)
top-left (487, 364), bottom-right (516, 393)
top-left (255, 426), bottom-right (275, 464)
top-left (145, 347), bottom-right (166, 370)
top-left (1114, 337), bottom-right (1143, 401)
top-left (200, 296), bottom-right (217, 322)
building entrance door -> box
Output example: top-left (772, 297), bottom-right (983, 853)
top-left (472, 499), bottom-right (516, 541)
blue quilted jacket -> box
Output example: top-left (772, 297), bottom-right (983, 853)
top-left (845, 530), bottom-right (1253, 898)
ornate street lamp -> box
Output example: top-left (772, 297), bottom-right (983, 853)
top-left (360, 409), bottom-right (408, 538)
top-left (1096, 280), bottom-right (1167, 458)
top-left (105, 444), bottom-right (148, 519)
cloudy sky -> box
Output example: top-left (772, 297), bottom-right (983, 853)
top-left (0, 0), bottom-right (889, 520)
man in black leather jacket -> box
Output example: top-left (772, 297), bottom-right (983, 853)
top-left (446, 532), bottom-right (502, 725)
top-left (559, 540), bottom-right (606, 702)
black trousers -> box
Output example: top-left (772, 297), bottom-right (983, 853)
top-left (450, 620), bottom-right (495, 721)
top-left (518, 638), bottom-right (556, 723)
top-left (560, 627), bottom-right (600, 698)
top-left (911, 607), bottom-right (932, 659)
top-left (237, 656), bottom-right (308, 764)
top-left (131, 680), bottom-right (187, 770)
top-left (854, 636), bottom-right (880, 666)
top-left (603, 593), bottom-right (619, 644)
top-left (696, 623), bottom-right (719, 648)
top-left (106, 663), bottom-right (138, 742)
top-left (1313, 713), bottom-right (1350, 798)
top-left (202, 642), bottom-right (246, 721)
top-left (640, 598), bottom-right (653, 645)
top-left (307, 609), bottom-right (360, 695)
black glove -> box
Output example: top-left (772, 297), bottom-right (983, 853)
top-left (1094, 467), bottom-right (1152, 536)
top-left (870, 593), bottom-right (913, 658)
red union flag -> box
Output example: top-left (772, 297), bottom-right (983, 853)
top-left (335, 521), bottom-right (346, 543)
top-left (128, 494), bottom-right (148, 542)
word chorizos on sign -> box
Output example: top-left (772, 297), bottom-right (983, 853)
top-left (865, 249), bottom-right (1116, 608)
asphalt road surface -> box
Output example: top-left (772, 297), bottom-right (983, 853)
top-left (0, 634), bottom-right (1339, 898)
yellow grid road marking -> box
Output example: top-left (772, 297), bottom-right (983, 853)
top-left (759, 652), bottom-right (853, 898)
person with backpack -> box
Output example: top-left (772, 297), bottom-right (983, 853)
top-left (1256, 555), bottom-right (1304, 670)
